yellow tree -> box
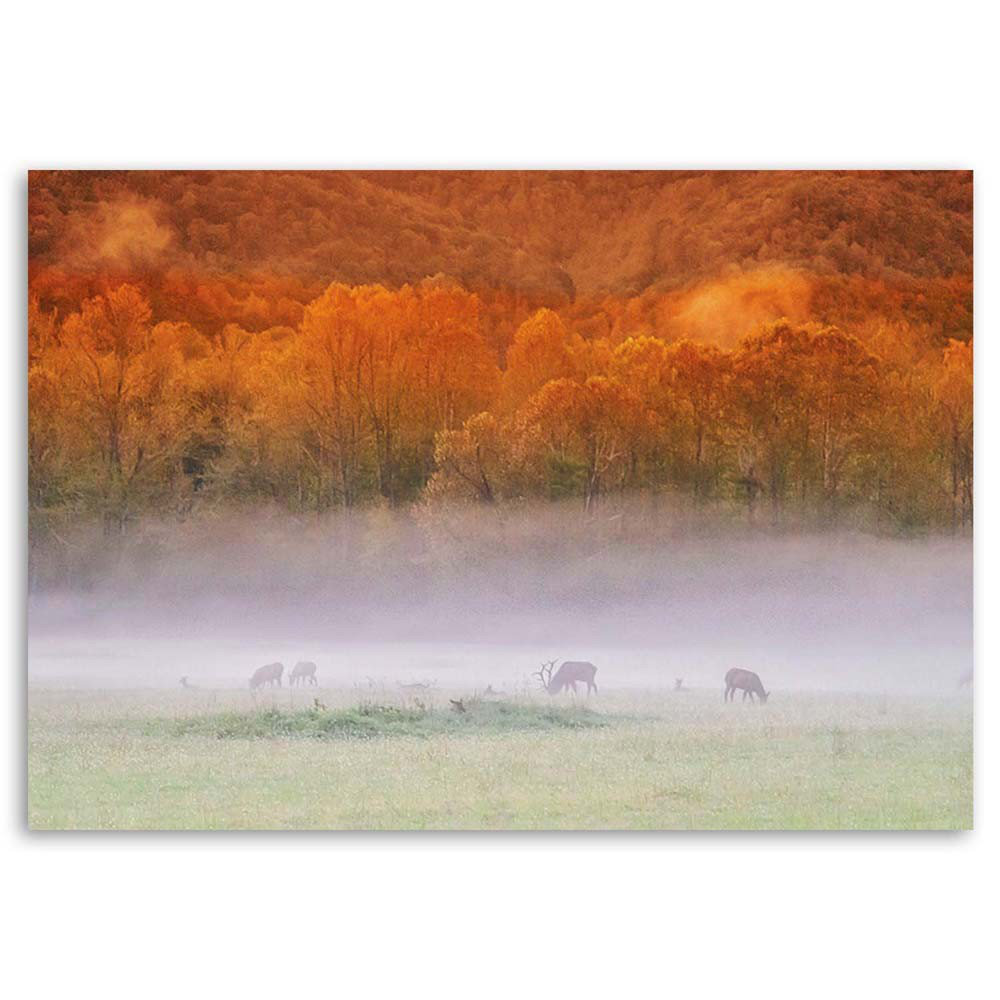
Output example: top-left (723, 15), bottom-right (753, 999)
top-left (28, 337), bottom-right (74, 585)
top-left (728, 321), bottom-right (815, 517)
top-left (356, 285), bottom-right (417, 503)
top-left (425, 412), bottom-right (511, 505)
top-left (802, 328), bottom-right (883, 511)
top-left (411, 282), bottom-right (499, 432)
top-left (864, 368), bottom-right (940, 530)
top-left (729, 321), bottom-right (885, 519)
top-left (500, 308), bottom-right (578, 413)
top-left (932, 339), bottom-right (973, 528)
top-left (237, 328), bottom-right (319, 507)
top-left (664, 340), bottom-right (730, 498)
top-left (28, 299), bottom-right (67, 514)
top-left (60, 285), bottom-right (192, 533)
top-left (283, 285), bottom-right (371, 508)
top-left (515, 376), bottom-right (653, 511)
top-left (408, 283), bottom-right (501, 489)
top-left (610, 335), bottom-right (677, 489)
top-left (183, 323), bottom-right (262, 499)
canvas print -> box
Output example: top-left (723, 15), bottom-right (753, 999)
top-left (27, 170), bottom-right (972, 830)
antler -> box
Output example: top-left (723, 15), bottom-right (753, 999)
top-left (533, 659), bottom-right (558, 690)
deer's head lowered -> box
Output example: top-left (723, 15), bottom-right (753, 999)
top-left (533, 659), bottom-right (599, 696)
top-left (533, 660), bottom-right (558, 693)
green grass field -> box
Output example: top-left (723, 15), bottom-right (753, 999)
top-left (27, 686), bottom-right (972, 830)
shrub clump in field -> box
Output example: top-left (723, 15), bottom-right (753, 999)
top-left (175, 700), bottom-right (610, 742)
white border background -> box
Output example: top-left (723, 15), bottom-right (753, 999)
top-left (3, 4), bottom-right (994, 998)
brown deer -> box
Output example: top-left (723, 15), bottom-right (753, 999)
top-left (289, 661), bottom-right (318, 686)
top-left (724, 668), bottom-right (769, 704)
top-left (534, 659), bottom-right (598, 695)
top-left (179, 676), bottom-right (197, 690)
top-left (249, 662), bottom-right (284, 689)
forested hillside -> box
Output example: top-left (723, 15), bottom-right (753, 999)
top-left (29, 170), bottom-right (971, 343)
top-left (28, 170), bottom-right (972, 585)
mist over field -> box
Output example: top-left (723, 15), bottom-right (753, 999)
top-left (28, 504), bottom-right (972, 694)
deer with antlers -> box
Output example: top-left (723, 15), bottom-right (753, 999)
top-left (534, 659), bottom-right (598, 695)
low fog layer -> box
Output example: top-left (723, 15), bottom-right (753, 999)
top-left (28, 504), bottom-right (972, 694)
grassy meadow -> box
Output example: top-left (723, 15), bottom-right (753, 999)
top-left (27, 683), bottom-right (972, 831)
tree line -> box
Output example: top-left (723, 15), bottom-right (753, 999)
top-left (28, 280), bottom-right (972, 547)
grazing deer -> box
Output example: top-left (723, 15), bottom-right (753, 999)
top-left (483, 684), bottom-right (502, 697)
top-left (289, 661), bottom-right (318, 686)
top-left (534, 659), bottom-right (598, 695)
top-left (450, 698), bottom-right (467, 714)
top-left (179, 676), bottom-right (197, 690)
top-left (249, 662), bottom-right (284, 690)
top-left (724, 668), bottom-right (769, 704)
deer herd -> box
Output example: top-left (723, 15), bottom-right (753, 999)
top-left (177, 654), bottom-right (978, 705)
top-left (176, 658), bottom-right (979, 703)
top-left (181, 656), bottom-right (781, 702)
top-left (244, 661), bottom-right (318, 690)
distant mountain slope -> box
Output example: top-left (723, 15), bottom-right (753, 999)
top-left (28, 170), bottom-right (972, 347)
top-left (372, 170), bottom-right (972, 294)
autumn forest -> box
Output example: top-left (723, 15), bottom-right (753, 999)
top-left (27, 171), bottom-right (972, 588)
